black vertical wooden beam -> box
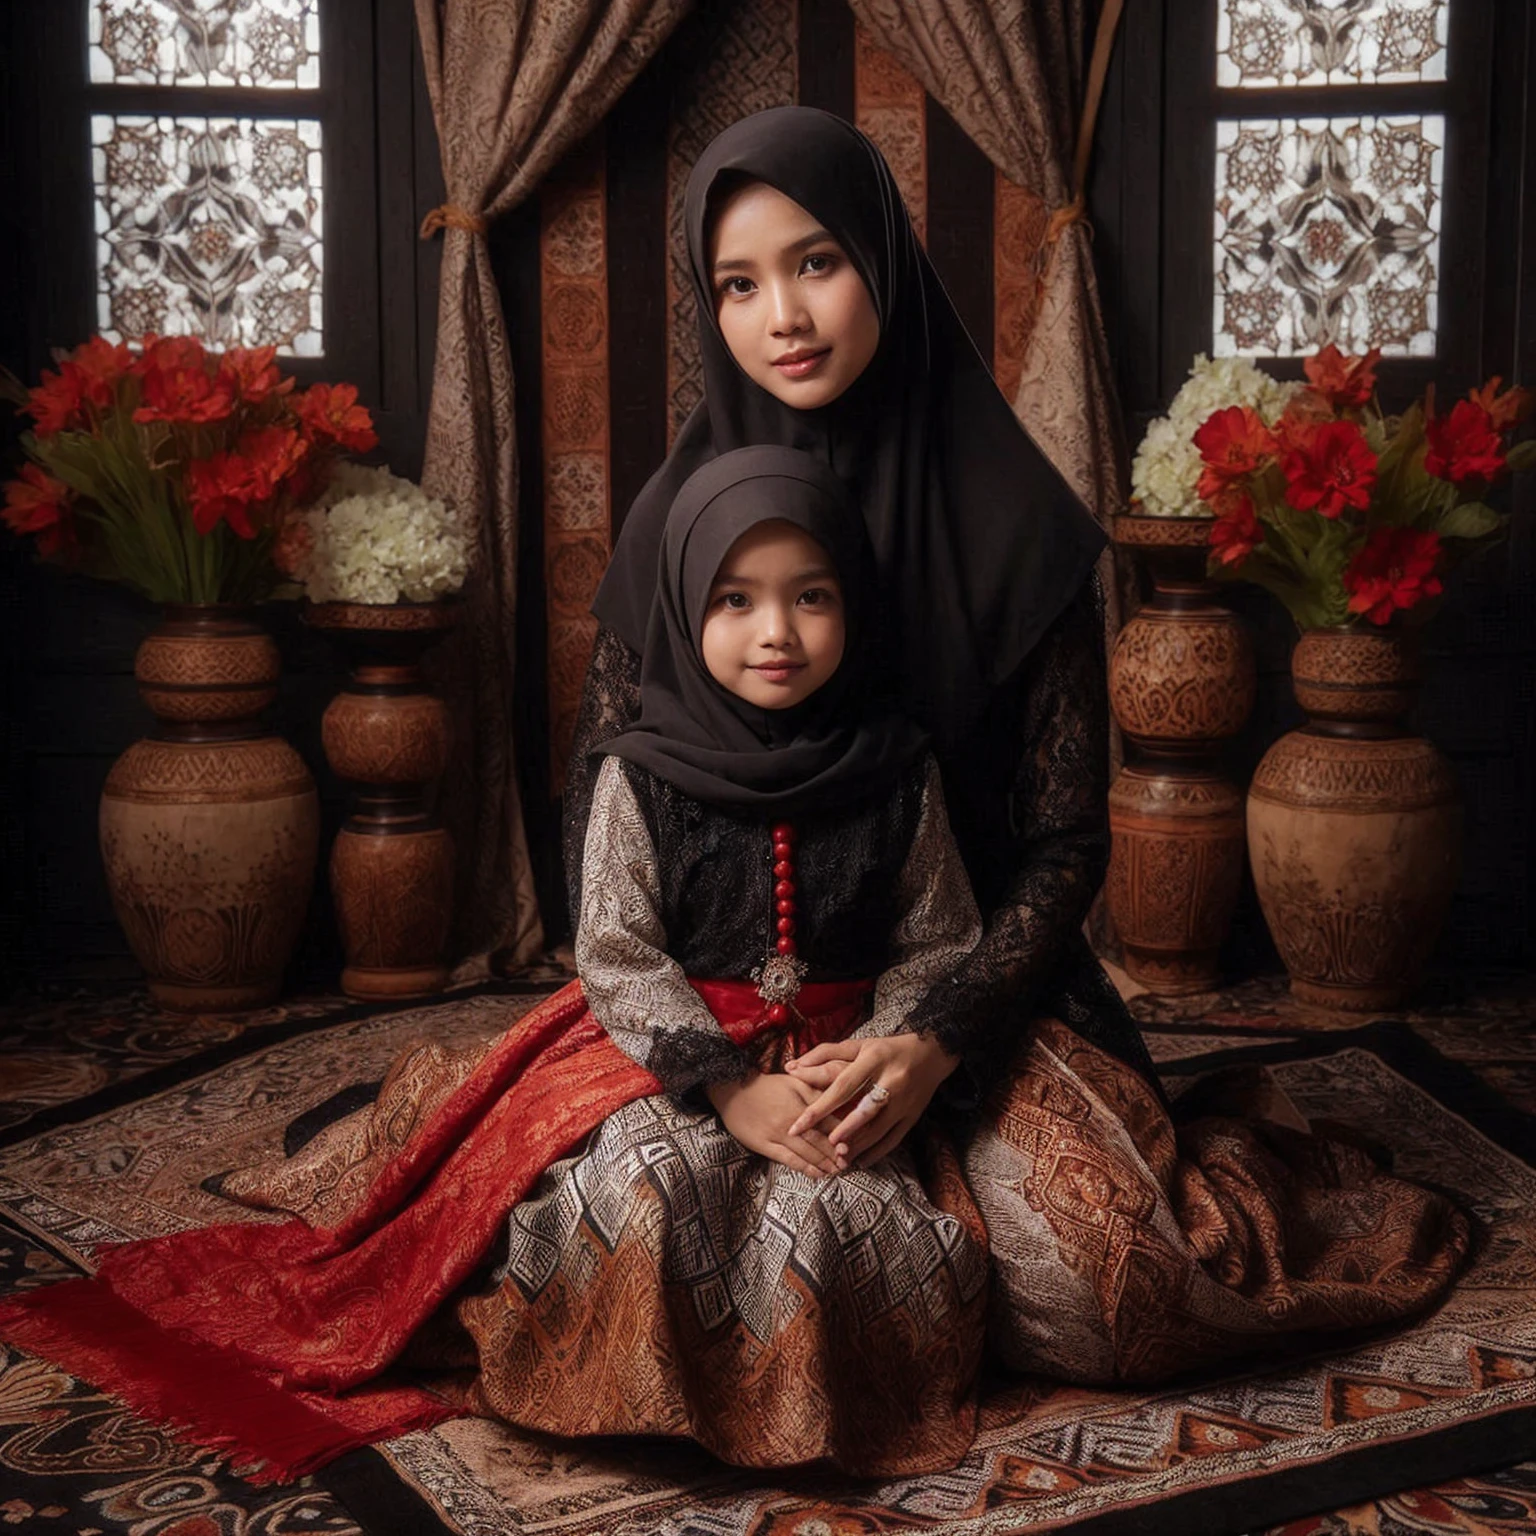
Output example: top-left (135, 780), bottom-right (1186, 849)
top-left (373, 0), bottom-right (426, 473)
top-left (1093, 0), bottom-right (1164, 430)
top-left (489, 201), bottom-right (561, 944)
top-left (925, 98), bottom-right (994, 360)
top-left (799, 0), bottom-right (856, 123)
top-left (0, 0), bottom-right (32, 993)
top-left (606, 56), bottom-right (670, 542)
top-left (1159, 1), bottom-right (1214, 405)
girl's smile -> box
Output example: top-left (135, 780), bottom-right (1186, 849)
top-left (700, 518), bottom-right (846, 709)
top-left (709, 181), bottom-right (880, 409)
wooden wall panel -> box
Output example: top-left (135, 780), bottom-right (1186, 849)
top-left (663, 0), bottom-right (800, 446)
top-left (540, 139), bottom-right (612, 793)
top-left (853, 25), bottom-right (927, 245)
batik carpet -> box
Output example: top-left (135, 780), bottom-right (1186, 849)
top-left (2, 991), bottom-right (1535, 1535)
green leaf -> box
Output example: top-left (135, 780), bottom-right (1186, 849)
top-left (1437, 502), bottom-right (1504, 540)
top-left (1506, 440), bottom-right (1536, 472)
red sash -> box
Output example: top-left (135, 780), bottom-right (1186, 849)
top-left (0, 976), bottom-right (870, 1480)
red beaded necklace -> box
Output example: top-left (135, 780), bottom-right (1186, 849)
top-left (753, 819), bottom-right (807, 1022)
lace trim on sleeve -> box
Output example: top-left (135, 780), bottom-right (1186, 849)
top-left (563, 625), bottom-right (643, 934)
top-left (855, 757), bottom-right (981, 1039)
top-left (575, 757), bottom-right (754, 1095)
top-left (907, 573), bottom-right (1111, 1063)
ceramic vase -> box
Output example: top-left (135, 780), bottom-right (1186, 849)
top-left (1104, 514), bottom-right (1256, 994)
top-left (306, 600), bottom-right (457, 999)
top-left (1247, 627), bottom-right (1461, 1013)
top-left (99, 605), bottom-right (320, 1012)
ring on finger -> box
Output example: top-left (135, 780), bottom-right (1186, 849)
top-left (857, 1081), bottom-right (891, 1114)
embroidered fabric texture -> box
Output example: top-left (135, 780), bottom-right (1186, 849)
top-left (563, 577), bottom-right (1158, 1089)
top-left (575, 754), bottom-right (979, 1096)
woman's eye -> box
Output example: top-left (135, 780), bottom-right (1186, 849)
top-left (717, 276), bottom-right (755, 298)
top-left (718, 592), bottom-right (750, 610)
top-left (798, 587), bottom-right (835, 607)
top-left (801, 253), bottom-right (837, 276)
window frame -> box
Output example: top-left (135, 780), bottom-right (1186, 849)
top-left (1160, 0), bottom-right (1494, 403)
top-left (20, 0), bottom-right (380, 396)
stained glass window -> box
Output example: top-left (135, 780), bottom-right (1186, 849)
top-left (1217, 0), bottom-right (1448, 88)
top-left (93, 115), bottom-right (324, 356)
top-left (89, 0), bottom-right (320, 89)
top-left (1214, 115), bottom-right (1442, 357)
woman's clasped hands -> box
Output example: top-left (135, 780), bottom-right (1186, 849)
top-left (787, 1032), bottom-right (960, 1171)
top-left (705, 1033), bottom-right (958, 1178)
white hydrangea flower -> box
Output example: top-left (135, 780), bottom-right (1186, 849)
top-left (289, 468), bottom-right (473, 604)
top-left (1130, 354), bottom-right (1297, 517)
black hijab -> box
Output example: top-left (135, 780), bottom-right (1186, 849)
top-left (592, 105), bottom-right (1106, 757)
top-left (598, 446), bottom-right (927, 814)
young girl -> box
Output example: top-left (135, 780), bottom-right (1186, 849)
top-left (458, 445), bottom-right (995, 1474)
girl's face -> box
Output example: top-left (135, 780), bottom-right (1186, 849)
top-left (700, 519), bottom-right (846, 710)
top-left (708, 181), bottom-right (881, 410)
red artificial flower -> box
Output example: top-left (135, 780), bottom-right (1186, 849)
top-left (1467, 377), bottom-right (1534, 432)
top-left (133, 335), bottom-right (237, 425)
top-left (186, 425), bottom-right (309, 538)
top-left (1424, 398), bottom-right (1506, 486)
top-left (3, 464), bottom-right (75, 556)
top-left (68, 336), bottom-right (134, 398)
top-left (1281, 418), bottom-right (1377, 519)
top-left (1302, 343), bottom-right (1381, 409)
top-left (1344, 527), bottom-right (1444, 625)
top-left (23, 337), bottom-right (134, 436)
top-left (297, 381), bottom-right (378, 453)
top-left (217, 345), bottom-right (292, 405)
top-left (24, 368), bottom-right (90, 436)
top-left (1207, 493), bottom-right (1263, 567)
top-left (1193, 406), bottom-right (1277, 505)
top-left (271, 515), bottom-right (315, 578)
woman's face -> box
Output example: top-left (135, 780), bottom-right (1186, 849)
top-left (708, 181), bottom-right (880, 410)
top-left (700, 519), bottom-right (846, 710)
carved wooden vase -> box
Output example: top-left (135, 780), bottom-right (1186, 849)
top-left (1248, 627), bottom-right (1460, 1012)
top-left (99, 605), bottom-right (320, 1012)
top-left (1104, 515), bottom-right (1256, 994)
top-left (307, 601), bottom-right (457, 999)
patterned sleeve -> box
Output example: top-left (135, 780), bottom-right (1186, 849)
top-left (563, 624), bottom-right (643, 934)
top-left (905, 572), bottom-right (1111, 1065)
top-left (576, 756), bottom-right (755, 1095)
top-left (855, 756), bottom-right (983, 1039)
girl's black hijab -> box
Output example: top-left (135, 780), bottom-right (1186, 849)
top-left (598, 446), bottom-right (927, 813)
top-left (592, 105), bottom-right (1107, 760)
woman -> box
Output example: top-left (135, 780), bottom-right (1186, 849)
top-left (568, 105), bottom-right (1155, 1124)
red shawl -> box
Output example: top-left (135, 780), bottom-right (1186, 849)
top-left (0, 977), bottom-right (870, 1481)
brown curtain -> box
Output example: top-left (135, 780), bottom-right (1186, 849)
top-left (413, 0), bottom-right (693, 968)
top-left (844, 0), bottom-right (1127, 523)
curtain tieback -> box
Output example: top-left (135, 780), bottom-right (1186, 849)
top-left (420, 203), bottom-right (488, 239)
top-left (1043, 195), bottom-right (1089, 249)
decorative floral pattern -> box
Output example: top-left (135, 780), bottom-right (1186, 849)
top-left (1218, 0), bottom-right (1449, 88)
top-left (540, 145), bottom-right (610, 792)
top-left (89, 0), bottom-right (320, 89)
top-left (1215, 115), bottom-right (1443, 357)
top-left (92, 114), bottom-right (323, 355)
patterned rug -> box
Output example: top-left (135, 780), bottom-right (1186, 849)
top-left (0, 982), bottom-right (1534, 1534)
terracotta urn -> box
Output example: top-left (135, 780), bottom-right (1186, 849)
top-left (306, 600), bottom-right (457, 999)
top-left (1247, 627), bottom-right (1460, 1013)
top-left (1104, 514), bottom-right (1256, 994)
top-left (99, 606), bottom-right (320, 1012)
